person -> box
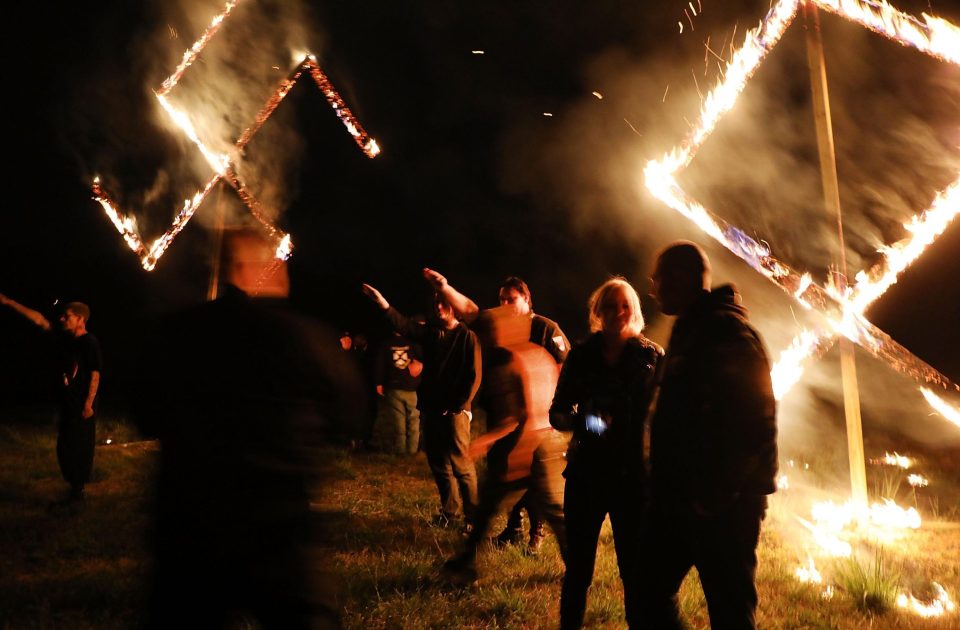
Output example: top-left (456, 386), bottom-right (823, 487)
top-left (423, 268), bottom-right (569, 551)
top-left (638, 241), bottom-right (778, 630)
top-left (0, 294), bottom-right (101, 503)
top-left (442, 306), bottom-right (567, 584)
top-left (371, 331), bottom-right (424, 454)
top-left (362, 281), bottom-right (481, 531)
top-left (135, 228), bottom-right (365, 629)
top-left (550, 277), bottom-right (662, 630)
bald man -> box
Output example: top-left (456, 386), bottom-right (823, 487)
top-left (638, 241), bottom-right (778, 630)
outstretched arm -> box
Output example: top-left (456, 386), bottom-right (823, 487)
top-left (0, 293), bottom-right (51, 331)
top-left (422, 268), bottom-right (480, 324)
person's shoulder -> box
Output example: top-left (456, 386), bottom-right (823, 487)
top-left (635, 335), bottom-right (664, 357)
top-left (531, 312), bottom-right (562, 332)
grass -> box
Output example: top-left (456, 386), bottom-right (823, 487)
top-left (832, 549), bottom-right (901, 614)
top-left (2, 420), bottom-right (960, 629)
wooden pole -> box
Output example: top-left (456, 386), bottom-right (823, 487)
top-left (803, 0), bottom-right (868, 507)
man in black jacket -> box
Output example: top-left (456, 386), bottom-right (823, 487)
top-left (362, 282), bottom-right (482, 530)
top-left (639, 241), bottom-right (778, 630)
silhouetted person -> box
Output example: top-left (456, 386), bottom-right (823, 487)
top-left (424, 269), bottom-right (570, 551)
top-left (442, 306), bottom-right (567, 584)
top-left (550, 278), bottom-right (661, 629)
top-left (638, 241), bottom-right (778, 630)
top-left (136, 228), bottom-right (365, 629)
top-left (0, 294), bottom-right (100, 503)
top-left (362, 282), bottom-right (481, 531)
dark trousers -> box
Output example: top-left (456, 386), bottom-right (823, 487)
top-left (504, 492), bottom-right (541, 537)
top-left (422, 411), bottom-right (478, 521)
top-left (372, 389), bottom-right (420, 454)
top-left (57, 408), bottom-right (96, 490)
top-left (560, 471), bottom-right (642, 630)
top-left (635, 495), bottom-right (768, 630)
top-left (462, 430), bottom-right (567, 560)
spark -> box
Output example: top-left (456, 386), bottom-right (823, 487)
top-left (471, 50), bottom-right (485, 55)
top-left (592, 91), bottom-right (604, 99)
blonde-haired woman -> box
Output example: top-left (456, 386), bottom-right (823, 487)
top-left (550, 277), bottom-right (663, 629)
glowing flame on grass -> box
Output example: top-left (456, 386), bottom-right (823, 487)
top-left (882, 452), bottom-right (913, 469)
top-left (795, 555), bottom-right (823, 583)
top-left (644, 0), bottom-right (960, 406)
top-left (897, 583), bottom-right (957, 617)
top-left (799, 497), bottom-right (921, 557)
top-left (777, 473), bottom-right (790, 490)
top-left (907, 474), bottom-right (929, 488)
top-left (96, 7), bottom-right (378, 270)
top-left (920, 387), bottom-right (960, 427)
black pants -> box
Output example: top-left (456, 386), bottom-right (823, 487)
top-left (560, 471), bottom-right (642, 630)
top-left (57, 408), bottom-right (96, 490)
top-left (422, 411), bottom-right (478, 521)
top-left (635, 495), bottom-right (768, 630)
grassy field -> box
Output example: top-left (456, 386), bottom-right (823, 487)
top-left (2, 418), bottom-right (959, 629)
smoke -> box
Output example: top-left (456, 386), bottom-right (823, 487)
top-left (493, 1), bottom-right (960, 456)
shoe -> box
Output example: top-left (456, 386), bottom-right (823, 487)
top-left (490, 526), bottom-right (522, 549)
top-left (526, 521), bottom-right (545, 555)
top-left (442, 554), bottom-right (478, 586)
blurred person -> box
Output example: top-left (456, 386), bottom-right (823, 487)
top-left (362, 281), bottom-right (481, 531)
top-left (135, 228), bottom-right (365, 629)
top-left (371, 331), bottom-right (424, 454)
top-left (423, 268), bottom-right (570, 551)
top-left (637, 241), bottom-right (778, 630)
top-left (550, 278), bottom-right (662, 629)
top-left (0, 294), bottom-right (101, 503)
top-left (442, 306), bottom-right (567, 584)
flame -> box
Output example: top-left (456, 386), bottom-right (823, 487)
top-left (771, 329), bottom-right (829, 399)
top-left (275, 234), bottom-right (293, 260)
top-left (801, 498), bottom-right (921, 556)
top-left (795, 555), bottom-right (823, 584)
top-left (158, 0), bottom-right (240, 96)
top-left (883, 452), bottom-right (913, 469)
top-left (920, 387), bottom-right (960, 427)
top-left (777, 473), bottom-right (790, 490)
top-left (305, 58), bottom-right (381, 158)
top-left (644, 0), bottom-right (960, 403)
top-left (907, 473), bottom-right (929, 488)
top-left (897, 583), bottom-right (957, 617)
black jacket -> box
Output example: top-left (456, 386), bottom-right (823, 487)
top-left (650, 285), bottom-right (778, 511)
top-left (550, 332), bottom-right (662, 482)
top-left (384, 307), bottom-right (481, 415)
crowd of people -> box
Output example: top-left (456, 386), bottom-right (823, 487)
top-left (2, 234), bottom-right (778, 629)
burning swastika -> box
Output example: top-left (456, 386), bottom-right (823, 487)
top-left (645, 0), bottom-right (960, 422)
top-left (93, 0), bottom-right (379, 271)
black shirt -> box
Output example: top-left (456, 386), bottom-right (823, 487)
top-left (60, 333), bottom-right (102, 412)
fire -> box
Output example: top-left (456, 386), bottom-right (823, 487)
top-left (777, 473), bottom-right (790, 490)
top-left (771, 329), bottom-right (829, 399)
top-left (897, 583), bottom-right (957, 618)
top-left (920, 387), bottom-right (960, 428)
top-left (644, 0), bottom-right (960, 403)
top-left (907, 473), bottom-right (929, 488)
top-left (795, 555), bottom-right (823, 583)
top-left (882, 452), bottom-right (913, 469)
top-left (96, 9), bottom-right (378, 270)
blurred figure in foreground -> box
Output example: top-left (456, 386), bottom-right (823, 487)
top-left (551, 278), bottom-right (662, 629)
top-left (0, 294), bottom-right (101, 503)
top-left (136, 228), bottom-right (365, 629)
top-left (423, 268), bottom-right (569, 552)
top-left (442, 306), bottom-right (567, 585)
top-left (638, 241), bottom-right (777, 630)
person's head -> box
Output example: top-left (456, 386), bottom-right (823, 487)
top-left (588, 277), bottom-right (644, 339)
top-left (652, 241), bottom-right (711, 316)
top-left (433, 292), bottom-right (457, 328)
top-left (498, 277), bottom-right (532, 315)
top-left (60, 302), bottom-right (90, 336)
top-left (222, 227), bottom-right (290, 297)
top-left (339, 332), bottom-right (353, 351)
top-left (474, 305), bottom-right (531, 350)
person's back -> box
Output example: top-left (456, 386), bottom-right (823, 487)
top-left (139, 229), bottom-right (363, 630)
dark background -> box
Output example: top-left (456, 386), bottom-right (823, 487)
top-left (1, 0), bottom-right (958, 427)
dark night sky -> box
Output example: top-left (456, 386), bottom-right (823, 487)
top-left (1, 0), bottom-right (958, 423)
